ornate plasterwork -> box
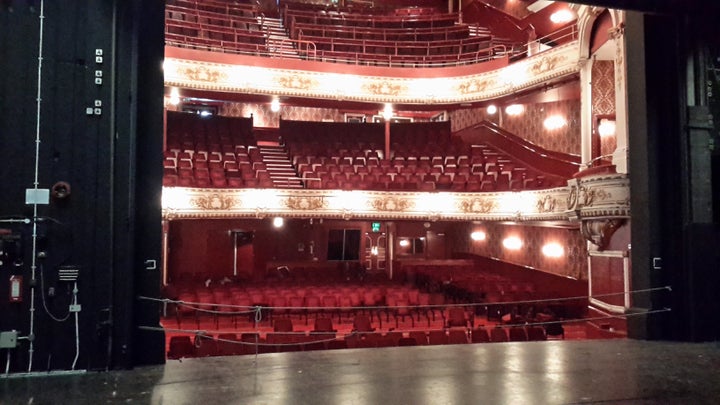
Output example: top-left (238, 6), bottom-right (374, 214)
top-left (459, 197), bottom-right (496, 213)
top-left (284, 196), bottom-right (327, 210)
top-left (277, 74), bottom-right (316, 90)
top-left (362, 80), bottom-right (406, 96)
top-left (530, 55), bottom-right (566, 75)
top-left (457, 78), bottom-right (495, 95)
top-left (536, 194), bottom-right (557, 213)
top-left (370, 195), bottom-right (414, 212)
top-left (190, 193), bottom-right (240, 210)
top-left (566, 172), bottom-right (630, 220)
top-left (162, 186), bottom-right (578, 222)
top-left (179, 65), bottom-right (228, 83)
top-left (164, 41), bottom-right (581, 105)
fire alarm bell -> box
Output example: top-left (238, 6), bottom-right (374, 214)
top-left (9, 275), bottom-right (22, 303)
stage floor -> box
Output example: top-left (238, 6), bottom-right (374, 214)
top-left (2, 339), bottom-right (719, 404)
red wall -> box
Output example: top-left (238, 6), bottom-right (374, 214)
top-left (500, 99), bottom-right (582, 155)
top-left (168, 218), bottom-right (456, 284)
top-left (447, 221), bottom-right (589, 280)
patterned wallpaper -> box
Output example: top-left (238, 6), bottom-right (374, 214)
top-left (500, 99), bottom-right (582, 155)
top-left (181, 98), bottom-right (581, 156)
top-left (592, 60), bottom-right (617, 158)
top-left (448, 221), bottom-right (588, 280)
top-left (219, 102), bottom-right (345, 127)
top-left (448, 107), bottom-right (499, 132)
top-left (592, 61), bottom-right (615, 115)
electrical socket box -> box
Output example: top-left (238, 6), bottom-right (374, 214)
top-left (0, 331), bottom-right (18, 348)
top-left (69, 304), bottom-right (82, 313)
top-left (25, 188), bottom-right (50, 205)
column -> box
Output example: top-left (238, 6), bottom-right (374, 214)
top-left (610, 23), bottom-right (629, 173)
top-left (578, 57), bottom-right (594, 169)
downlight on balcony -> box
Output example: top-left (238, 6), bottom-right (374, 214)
top-left (270, 97), bottom-right (281, 113)
top-left (598, 119), bottom-right (617, 137)
top-left (505, 104), bottom-right (524, 116)
top-left (502, 236), bottom-right (523, 250)
top-left (471, 231), bottom-right (486, 241)
top-left (544, 115), bottom-right (567, 130)
top-left (542, 242), bottom-right (565, 258)
top-left (169, 87), bottom-right (180, 106)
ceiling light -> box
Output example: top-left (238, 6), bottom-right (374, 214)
top-left (550, 9), bottom-right (575, 24)
top-left (486, 105), bottom-right (497, 115)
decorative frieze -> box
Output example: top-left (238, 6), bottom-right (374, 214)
top-left (162, 186), bottom-right (590, 222)
top-left (164, 42), bottom-right (581, 105)
top-left (566, 172), bottom-right (630, 220)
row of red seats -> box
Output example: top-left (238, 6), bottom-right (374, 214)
top-left (166, 111), bottom-right (254, 147)
top-left (166, 324), bottom-right (551, 359)
top-left (284, 7), bottom-right (459, 30)
top-left (300, 34), bottom-right (496, 59)
top-left (291, 21), bottom-right (477, 43)
top-left (167, 0), bottom-right (259, 18)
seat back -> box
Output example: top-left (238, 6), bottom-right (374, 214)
top-left (490, 327), bottom-right (508, 342)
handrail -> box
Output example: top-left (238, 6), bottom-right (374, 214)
top-left (455, 121), bottom-right (581, 178)
top-left (164, 7), bottom-right (578, 69)
top-left (284, 8), bottom-right (461, 25)
top-left (289, 21), bottom-right (474, 41)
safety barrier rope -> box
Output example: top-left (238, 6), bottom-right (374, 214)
top-left (138, 306), bottom-right (672, 351)
top-left (137, 285), bottom-right (672, 316)
top-left (138, 285), bottom-right (673, 357)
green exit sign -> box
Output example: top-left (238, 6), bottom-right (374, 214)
top-left (371, 222), bottom-right (381, 232)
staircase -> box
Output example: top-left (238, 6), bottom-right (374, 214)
top-left (261, 17), bottom-right (301, 59)
top-left (258, 145), bottom-right (304, 188)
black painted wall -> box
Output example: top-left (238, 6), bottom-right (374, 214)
top-left (0, 1), bottom-right (164, 371)
top-left (626, 10), bottom-right (720, 341)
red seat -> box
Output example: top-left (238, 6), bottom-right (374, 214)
top-left (490, 327), bottom-right (508, 342)
top-left (167, 336), bottom-right (194, 359)
top-left (447, 329), bottom-right (468, 344)
top-left (471, 327), bottom-right (490, 343)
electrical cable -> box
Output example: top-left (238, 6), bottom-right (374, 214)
top-left (27, 0), bottom-right (47, 373)
top-left (38, 264), bottom-right (71, 322)
top-left (71, 282), bottom-right (80, 371)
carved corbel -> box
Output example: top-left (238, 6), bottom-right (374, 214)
top-left (608, 22), bottom-right (625, 40)
top-left (580, 218), bottom-right (625, 250)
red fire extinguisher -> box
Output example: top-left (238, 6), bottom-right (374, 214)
top-left (9, 275), bottom-right (22, 303)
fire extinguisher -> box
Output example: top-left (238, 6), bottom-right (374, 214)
top-left (9, 275), bottom-right (22, 303)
